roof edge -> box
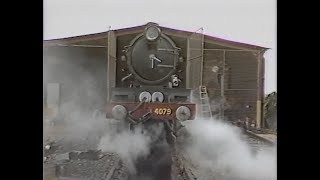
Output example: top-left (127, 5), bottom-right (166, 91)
top-left (43, 22), bottom-right (269, 50)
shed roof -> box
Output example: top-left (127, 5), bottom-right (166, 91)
top-left (43, 22), bottom-right (268, 51)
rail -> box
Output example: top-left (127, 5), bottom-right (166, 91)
top-left (105, 159), bottom-right (128, 180)
top-left (245, 130), bottom-right (277, 146)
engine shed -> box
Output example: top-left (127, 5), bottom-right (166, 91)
top-left (43, 22), bottom-right (268, 128)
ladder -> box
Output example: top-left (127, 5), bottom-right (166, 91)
top-left (199, 86), bottom-right (213, 119)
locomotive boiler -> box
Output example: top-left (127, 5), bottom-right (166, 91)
top-left (105, 24), bottom-right (196, 146)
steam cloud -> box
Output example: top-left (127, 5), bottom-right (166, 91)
top-left (44, 48), bottom-right (276, 180)
top-left (43, 47), bottom-right (108, 142)
top-left (182, 118), bottom-right (277, 180)
top-left (98, 123), bottom-right (165, 174)
top-left (43, 48), bottom-right (165, 176)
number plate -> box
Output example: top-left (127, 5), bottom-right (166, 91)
top-left (153, 108), bottom-right (172, 115)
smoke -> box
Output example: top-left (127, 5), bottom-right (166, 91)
top-left (181, 118), bottom-right (276, 180)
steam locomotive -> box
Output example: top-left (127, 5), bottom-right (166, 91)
top-left (105, 24), bottom-right (196, 146)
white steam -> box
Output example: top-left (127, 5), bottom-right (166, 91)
top-left (44, 48), bottom-right (276, 180)
top-left (43, 47), bottom-right (108, 143)
top-left (44, 48), bottom-right (165, 176)
top-left (183, 118), bottom-right (276, 180)
top-left (98, 123), bottom-right (165, 174)
top-left (98, 126), bottom-right (151, 174)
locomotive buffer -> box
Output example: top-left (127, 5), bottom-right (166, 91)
top-left (199, 86), bottom-right (213, 120)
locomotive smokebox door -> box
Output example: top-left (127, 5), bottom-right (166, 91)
top-left (125, 25), bottom-right (181, 85)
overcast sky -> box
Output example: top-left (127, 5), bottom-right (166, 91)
top-left (44, 0), bottom-right (276, 94)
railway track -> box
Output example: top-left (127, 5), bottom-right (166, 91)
top-left (45, 151), bottom-right (129, 180)
top-left (242, 130), bottom-right (276, 154)
top-left (105, 159), bottom-right (128, 180)
top-left (173, 150), bottom-right (198, 180)
top-left (44, 126), bottom-right (130, 180)
top-left (45, 126), bottom-right (276, 180)
top-left (173, 145), bottom-right (218, 180)
top-left (172, 127), bottom-right (276, 180)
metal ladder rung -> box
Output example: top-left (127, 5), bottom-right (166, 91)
top-left (201, 104), bottom-right (210, 106)
top-left (202, 106), bottom-right (210, 109)
top-left (201, 106), bottom-right (210, 108)
top-left (201, 109), bottom-right (211, 112)
top-left (200, 87), bottom-right (207, 91)
top-left (199, 86), bottom-right (212, 119)
top-left (201, 107), bottom-right (210, 111)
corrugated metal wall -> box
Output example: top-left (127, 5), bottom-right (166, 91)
top-left (202, 48), bottom-right (259, 125)
top-left (43, 28), bottom-right (264, 126)
top-left (224, 51), bottom-right (258, 123)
